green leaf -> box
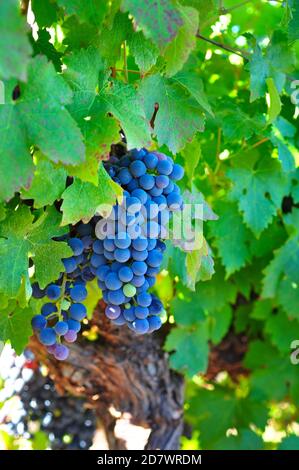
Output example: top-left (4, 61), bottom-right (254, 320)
top-left (195, 266), bottom-right (237, 312)
top-left (278, 435), bottom-right (299, 450)
top-left (266, 77), bottom-right (281, 123)
top-left (0, 105), bottom-right (34, 202)
top-left (0, 0), bottom-right (32, 80)
top-left (265, 310), bottom-right (299, 352)
top-left (185, 240), bottom-right (215, 289)
top-left (172, 71), bottom-right (213, 116)
top-left (164, 322), bottom-right (209, 376)
top-left (97, 81), bottom-right (151, 149)
top-left (0, 303), bottom-right (34, 355)
top-left (98, 12), bottom-right (133, 63)
top-left (0, 206), bottom-right (72, 296)
top-left (139, 74), bottom-right (205, 153)
top-left (21, 157), bottom-right (67, 208)
top-left (61, 164), bottom-right (122, 225)
top-left (57, 0), bottom-right (109, 26)
top-left (228, 154), bottom-right (288, 236)
top-left (122, 0), bottom-right (183, 47)
top-left (19, 56), bottom-right (85, 165)
top-left (31, 0), bottom-right (59, 27)
top-left (209, 305), bottom-right (232, 344)
top-left (181, 135), bottom-right (201, 182)
top-left (128, 32), bottom-right (159, 73)
top-left (171, 296), bottom-right (205, 326)
top-left (213, 430), bottom-right (264, 451)
top-left (164, 6), bottom-right (199, 77)
top-left (288, 0), bottom-right (299, 42)
top-left (209, 201), bottom-right (252, 276)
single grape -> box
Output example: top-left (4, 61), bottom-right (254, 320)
top-left (114, 232), bottom-right (131, 249)
top-left (67, 319), bottom-right (81, 333)
top-left (118, 168), bottom-right (132, 185)
top-left (132, 319), bottom-right (149, 334)
top-left (114, 248), bottom-right (131, 263)
top-left (68, 238), bottom-right (84, 256)
top-left (81, 235), bottom-right (93, 249)
top-left (69, 303), bottom-right (87, 321)
top-left (54, 321), bottom-right (69, 336)
top-left (137, 292), bottom-right (152, 307)
top-left (132, 237), bottom-right (148, 251)
top-left (131, 261), bottom-right (147, 276)
top-left (103, 249), bottom-right (115, 261)
top-left (139, 174), bottom-right (155, 190)
top-left (32, 282), bottom-right (46, 299)
top-left (111, 314), bottom-right (126, 326)
top-left (127, 178), bottom-right (139, 192)
top-left (148, 315), bottom-right (162, 332)
top-left (157, 159), bottom-right (173, 175)
top-left (41, 303), bottom-right (57, 317)
top-left (64, 330), bottom-right (77, 343)
top-left (132, 249), bottom-right (148, 261)
top-left (130, 160), bottom-right (146, 177)
top-left (167, 193), bottom-right (183, 210)
top-left (147, 250), bottom-right (163, 267)
top-left (32, 315), bottom-right (47, 330)
top-left (108, 289), bottom-right (126, 306)
top-left (39, 328), bottom-right (56, 346)
top-left (63, 257), bottom-right (77, 274)
top-left (103, 238), bottom-right (115, 252)
top-left (46, 284), bottom-right (61, 301)
top-left (70, 284), bottom-right (87, 302)
top-left (105, 272), bottom-right (122, 290)
top-left (118, 266), bottom-right (133, 282)
top-left (163, 180), bottom-right (174, 195)
top-left (170, 163), bottom-right (184, 181)
top-left (143, 152), bottom-right (158, 169)
top-left (123, 307), bottom-right (136, 322)
top-left (131, 188), bottom-right (148, 204)
top-left (135, 306), bottom-right (149, 319)
top-left (105, 305), bottom-right (121, 320)
top-left (131, 275), bottom-right (146, 288)
top-left (147, 238), bottom-right (157, 251)
top-left (156, 175), bottom-right (169, 189)
top-left (123, 284), bottom-right (137, 298)
top-left (93, 240), bottom-right (104, 254)
top-left (54, 344), bottom-right (69, 361)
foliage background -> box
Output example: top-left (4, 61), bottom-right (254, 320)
top-left (1, 0), bottom-right (299, 450)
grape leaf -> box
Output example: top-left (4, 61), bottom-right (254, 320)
top-left (122, 0), bottom-right (183, 47)
top-left (61, 164), bottom-right (122, 225)
top-left (0, 105), bottom-right (34, 202)
top-left (21, 158), bottom-right (67, 208)
top-left (97, 81), bottom-right (151, 149)
top-left (266, 77), bottom-right (281, 123)
top-left (209, 201), bottom-right (252, 276)
top-left (164, 322), bottom-right (209, 376)
top-left (0, 206), bottom-right (72, 296)
top-left (171, 296), bottom-right (205, 326)
top-left (172, 71), bottom-right (214, 116)
top-left (98, 12), bottom-right (133, 63)
top-left (164, 6), bottom-right (199, 77)
top-left (31, 29), bottom-right (63, 72)
top-left (31, 0), bottom-right (59, 27)
top-left (57, 0), bottom-right (108, 26)
top-left (265, 310), bottom-right (299, 352)
top-left (0, 303), bottom-right (34, 355)
top-left (288, 0), bottom-right (299, 42)
top-left (0, 0), bottom-right (32, 80)
top-left (185, 239), bottom-right (215, 289)
top-left (279, 435), bottom-right (299, 450)
top-left (128, 32), bottom-right (159, 73)
top-left (228, 154), bottom-right (288, 236)
top-left (139, 74), bottom-right (205, 153)
top-left (209, 305), bottom-right (232, 345)
top-left (181, 135), bottom-right (201, 182)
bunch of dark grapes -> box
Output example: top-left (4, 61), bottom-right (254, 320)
top-left (13, 367), bottom-right (96, 450)
top-left (31, 222), bottom-right (97, 361)
top-left (94, 148), bottom-right (184, 334)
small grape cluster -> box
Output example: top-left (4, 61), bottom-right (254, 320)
top-left (14, 365), bottom-right (96, 450)
top-left (31, 223), bottom-right (97, 361)
top-left (93, 148), bottom-right (184, 334)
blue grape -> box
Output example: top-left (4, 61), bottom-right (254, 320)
top-left (132, 261), bottom-right (147, 276)
top-left (67, 319), bottom-right (81, 333)
top-left (54, 344), bottom-right (69, 360)
top-left (46, 284), bottom-right (61, 301)
top-left (143, 152), bottom-right (158, 169)
top-left (93, 240), bottom-right (104, 254)
top-left (111, 261), bottom-right (122, 272)
top-left (41, 303), bottom-right (57, 317)
top-left (90, 253), bottom-right (106, 267)
top-left (147, 238), bottom-right (157, 251)
top-left (118, 168), bottom-right (132, 185)
top-left (130, 148), bottom-right (145, 160)
top-left (131, 188), bottom-right (148, 204)
top-left (139, 174), bottom-right (155, 190)
top-left (132, 319), bottom-right (149, 334)
top-left (137, 292), bottom-right (152, 307)
top-left (132, 237), bottom-right (148, 251)
top-left (64, 330), bottom-right (77, 343)
top-left (70, 284), bottom-right (87, 302)
top-left (103, 249), bottom-right (115, 261)
top-left (131, 275), bottom-right (145, 288)
top-left (81, 235), bottom-right (93, 249)
top-left (145, 221), bottom-right (160, 238)
top-left (127, 178), bottom-right (139, 191)
top-left (69, 303), bottom-right (87, 321)
top-left (123, 307), bottom-right (136, 322)
top-left (163, 180), bottom-right (174, 195)
top-left (111, 313), bottom-right (126, 326)
top-left (170, 163), bottom-right (184, 181)
top-left (32, 315), bottom-right (47, 330)
top-left (114, 248), bottom-right (131, 262)
top-left (167, 193), bottom-right (183, 209)
top-left (156, 175), bottom-right (169, 189)
top-left (146, 276), bottom-right (156, 288)
top-left (108, 289), bottom-right (126, 305)
top-left (118, 266), bottom-right (133, 282)
top-left (132, 249), bottom-right (148, 261)
top-left (39, 328), bottom-right (56, 346)
top-left (135, 306), bottom-right (149, 319)
top-left (115, 232), bottom-right (131, 249)
top-left (68, 237), bottom-right (84, 256)
top-left (76, 223), bottom-right (92, 236)
top-left (147, 250), bottom-right (163, 267)
top-left (103, 238), bottom-right (115, 252)
top-left (105, 272), bottom-right (122, 290)
top-left (54, 321), bottom-right (69, 336)
top-left (105, 305), bottom-right (121, 320)
top-left (157, 159), bottom-right (173, 175)
top-left (63, 257), bottom-right (77, 274)
top-left (130, 160), bottom-right (146, 177)
top-left (32, 282), bottom-right (45, 299)
top-left (148, 315), bottom-right (162, 332)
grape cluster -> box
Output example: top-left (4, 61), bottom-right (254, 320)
top-left (94, 148), bottom-right (184, 334)
top-left (13, 366), bottom-right (96, 450)
top-left (31, 223), bottom-right (97, 361)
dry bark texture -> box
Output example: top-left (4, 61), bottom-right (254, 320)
top-left (29, 301), bottom-right (185, 450)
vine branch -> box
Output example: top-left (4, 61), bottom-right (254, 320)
top-left (196, 33), bottom-right (249, 59)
